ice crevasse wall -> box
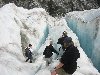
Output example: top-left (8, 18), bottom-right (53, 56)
top-left (0, 3), bottom-right (99, 75)
top-left (65, 8), bottom-right (100, 71)
top-left (0, 3), bottom-right (49, 75)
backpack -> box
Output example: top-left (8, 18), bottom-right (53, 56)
top-left (75, 47), bottom-right (80, 59)
top-left (57, 37), bottom-right (64, 45)
top-left (64, 37), bottom-right (72, 44)
top-left (25, 47), bottom-right (30, 57)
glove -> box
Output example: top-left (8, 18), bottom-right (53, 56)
top-left (57, 52), bottom-right (59, 55)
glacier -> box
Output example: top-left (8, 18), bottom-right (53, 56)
top-left (65, 9), bottom-right (100, 71)
top-left (0, 3), bottom-right (99, 75)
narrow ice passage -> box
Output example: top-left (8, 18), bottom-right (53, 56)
top-left (35, 17), bottom-right (99, 75)
top-left (0, 3), bottom-right (99, 75)
top-left (65, 10), bottom-right (100, 71)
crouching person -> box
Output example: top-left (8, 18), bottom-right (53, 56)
top-left (51, 37), bottom-right (80, 75)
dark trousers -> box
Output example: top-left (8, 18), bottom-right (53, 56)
top-left (56, 68), bottom-right (72, 75)
top-left (25, 57), bottom-right (32, 63)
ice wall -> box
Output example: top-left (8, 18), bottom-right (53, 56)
top-left (0, 3), bottom-right (99, 75)
top-left (0, 3), bottom-right (49, 75)
top-left (65, 9), bottom-right (100, 71)
top-left (36, 25), bottom-right (49, 50)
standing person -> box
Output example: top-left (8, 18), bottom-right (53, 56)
top-left (25, 44), bottom-right (33, 63)
top-left (57, 31), bottom-right (68, 51)
top-left (51, 37), bottom-right (80, 75)
top-left (62, 31), bottom-right (68, 38)
top-left (43, 41), bottom-right (59, 66)
top-left (61, 31), bottom-right (68, 50)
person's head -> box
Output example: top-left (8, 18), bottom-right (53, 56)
top-left (50, 40), bottom-right (53, 45)
top-left (29, 44), bottom-right (32, 47)
top-left (63, 31), bottom-right (67, 36)
top-left (64, 37), bottom-right (73, 48)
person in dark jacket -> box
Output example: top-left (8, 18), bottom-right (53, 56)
top-left (57, 31), bottom-right (68, 51)
top-left (51, 37), bottom-right (80, 75)
top-left (43, 41), bottom-right (59, 66)
top-left (25, 44), bottom-right (33, 63)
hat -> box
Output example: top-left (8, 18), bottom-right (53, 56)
top-left (63, 31), bottom-right (67, 35)
top-left (64, 37), bottom-right (72, 45)
top-left (29, 44), bottom-right (32, 47)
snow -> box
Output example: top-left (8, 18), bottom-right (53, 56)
top-left (66, 8), bottom-right (100, 22)
top-left (0, 3), bottom-right (99, 75)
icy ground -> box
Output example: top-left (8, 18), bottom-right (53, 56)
top-left (0, 3), bottom-right (99, 75)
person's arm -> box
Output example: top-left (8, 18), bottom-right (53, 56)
top-left (43, 49), bottom-right (46, 55)
top-left (54, 62), bottom-right (64, 71)
top-left (29, 48), bottom-right (33, 52)
top-left (51, 62), bottom-right (64, 75)
top-left (52, 46), bottom-right (59, 55)
top-left (43, 46), bottom-right (48, 55)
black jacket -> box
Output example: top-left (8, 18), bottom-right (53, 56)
top-left (43, 44), bottom-right (59, 58)
top-left (57, 35), bottom-right (68, 45)
top-left (60, 45), bottom-right (80, 74)
top-left (28, 50), bottom-right (32, 59)
top-left (57, 35), bottom-right (68, 50)
top-left (25, 47), bottom-right (32, 58)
